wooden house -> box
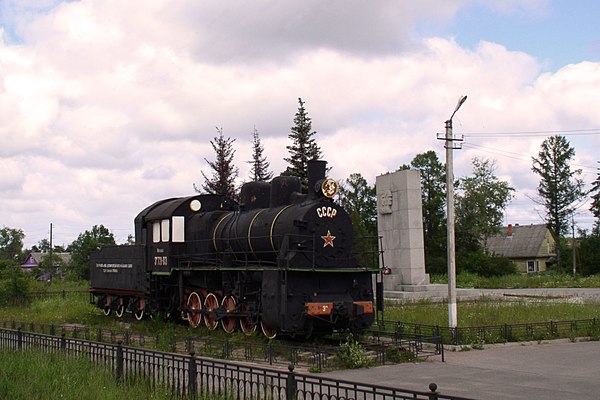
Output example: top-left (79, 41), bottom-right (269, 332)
top-left (484, 224), bottom-right (557, 273)
top-left (20, 252), bottom-right (71, 275)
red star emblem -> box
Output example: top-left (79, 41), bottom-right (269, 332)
top-left (321, 230), bottom-right (336, 248)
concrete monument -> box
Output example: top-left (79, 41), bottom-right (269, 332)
top-left (376, 169), bottom-right (430, 292)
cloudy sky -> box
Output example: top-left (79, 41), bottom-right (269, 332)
top-left (0, 0), bottom-right (599, 248)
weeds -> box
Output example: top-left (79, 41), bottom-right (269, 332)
top-left (337, 335), bottom-right (370, 369)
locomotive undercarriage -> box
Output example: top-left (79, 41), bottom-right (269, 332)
top-left (94, 267), bottom-right (374, 339)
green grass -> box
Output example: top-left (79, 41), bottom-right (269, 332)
top-left (0, 294), bottom-right (103, 325)
top-left (384, 299), bottom-right (600, 327)
top-left (0, 350), bottom-right (176, 399)
top-left (431, 272), bottom-right (600, 289)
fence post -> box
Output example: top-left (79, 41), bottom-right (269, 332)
top-left (17, 327), bottom-right (22, 350)
top-left (318, 351), bottom-right (323, 372)
top-left (61, 333), bottom-right (66, 351)
top-left (188, 351), bottom-right (198, 400)
top-left (62, 290), bottom-right (66, 299)
top-left (286, 364), bottom-right (297, 400)
top-left (267, 344), bottom-right (273, 365)
top-left (115, 341), bottom-right (123, 383)
top-left (428, 383), bottom-right (439, 400)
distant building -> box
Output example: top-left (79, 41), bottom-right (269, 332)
top-left (20, 252), bottom-right (71, 276)
top-left (485, 224), bottom-right (557, 273)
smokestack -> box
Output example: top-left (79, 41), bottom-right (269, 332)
top-left (307, 159), bottom-right (327, 198)
top-left (507, 224), bottom-right (513, 237)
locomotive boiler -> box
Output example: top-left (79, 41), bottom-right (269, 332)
top-left (90, 160), bottom-right (377, 338)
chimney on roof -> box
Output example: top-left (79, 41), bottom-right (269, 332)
top-left (507, 224), bottom-right (513, 237)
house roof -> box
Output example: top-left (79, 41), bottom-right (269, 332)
top-left (485, 224), bottom-right (554, 259)
top-left (21, 252), bottom-right (71, 268)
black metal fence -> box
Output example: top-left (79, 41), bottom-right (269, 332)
top-left (0, 327), bottom-right (474, 400)
top-left (0, 319), bottom-right (441, 370)
top-left (372, 318), bottom-right (600, 346)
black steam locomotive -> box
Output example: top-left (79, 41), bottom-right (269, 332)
top-left (90, 160), bottom-right (377, 338)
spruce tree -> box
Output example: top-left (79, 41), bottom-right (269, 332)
top-left (197, 127), bottom-right (239, 198)
top-left (248, 126), bottom-right (273, 182)
top-left (531, 135), bottom-right (584, 270)
top-left (283, 98), bottom-right (322, 191)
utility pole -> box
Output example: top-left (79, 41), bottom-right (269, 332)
top-left (49, 223), bottom-right (53, 271)
top-left (438, 95), bottom-right (467, 329)
top-left (572, 216), bottom-right (576, 277)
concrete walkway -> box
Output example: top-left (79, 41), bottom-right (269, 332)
top-left (387, 287), bottom-right (600, 302)
top-left (322, 339), bottom-right (600, 399)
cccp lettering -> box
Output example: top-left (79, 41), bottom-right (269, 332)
top-left (317, 207), bottom-right (337, 219)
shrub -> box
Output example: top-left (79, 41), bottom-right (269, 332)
top-left (425, 256), bottom-right (447, 275)
top-left (385, 346), bottom-right (416, 363)
top-left (0, 267), bottom-right (31, 304)
top-left (337, 336), bottom-right (370, 369)
top-left (459, 250), bottom-right (516, 277)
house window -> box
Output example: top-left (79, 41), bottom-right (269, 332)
top-left (527, 260), bottom-right (540, 273)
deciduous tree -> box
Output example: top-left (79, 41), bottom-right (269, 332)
top-left (337, 173), bottom-right (377, 267)
top-left (456, 157), bottom-right (514, 252)
top-left (590, 161), bottom-right (600, 235)
top-left (67, 225), bottom-right (115, 280)
top-left (410, 151), bottom-right (447, 263)
top-left (0, 227), bottom-right (25, 267)
top-left (338, 173), bottom-right (377, 238)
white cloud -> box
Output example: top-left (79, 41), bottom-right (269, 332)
top-left (0, 0), bottom-right (598, 247)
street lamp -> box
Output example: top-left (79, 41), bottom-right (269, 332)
top-left (445, 95), bottom-right (466, 328)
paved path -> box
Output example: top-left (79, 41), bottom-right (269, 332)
top-left (322, 340), bottom-right (600, 399)
top-left (478, 288), bottom-right (600, 301)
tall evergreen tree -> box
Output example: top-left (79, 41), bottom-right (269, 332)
top-left (197, 127), bottom-right (239, 198)
top-left (590, 161), bottom-right (600, 235)
top-left (248, 127), bottom-right (273, 182)
top-left (456, 157), bottom-right (514, 252)
top-left (283, 98), bottom-right (322, 191)
top-left (531, 135), bottom-right (584, 271)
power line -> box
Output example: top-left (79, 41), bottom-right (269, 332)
top-left (462, 143), bottom-right (598, 173)
top-left (464, 128), bottom-right (600, 137)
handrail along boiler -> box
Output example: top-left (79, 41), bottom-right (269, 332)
top-left (90, 160), bottom-right (377, 338)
